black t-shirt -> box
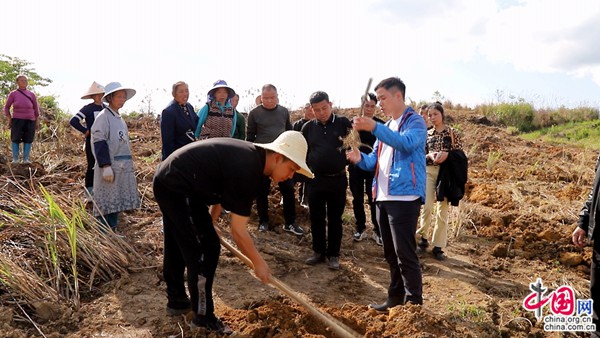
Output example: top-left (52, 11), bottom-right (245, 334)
top-left (358, 116), bottom-right (385, 153)
top-left (292, 118), bottom-right (309, 132)
top-left (154, 138), bottom-right (265, 216)
top-left (301, 114), bottom-right (352, 175)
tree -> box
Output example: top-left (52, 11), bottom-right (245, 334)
top-left (0, 54), bottom-right (52, 98)
top-left (432, 90), bottom-right (445, 103)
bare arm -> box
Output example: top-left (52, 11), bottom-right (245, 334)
top-left (229, 213), bottom-right (272, 283)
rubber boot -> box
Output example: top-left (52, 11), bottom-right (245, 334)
top-left (369, 295), bottom-right (405, 313)
top-left (22, 143), bottom-right (32, 163)
top-left (11, 142), bottom-right (20, 163)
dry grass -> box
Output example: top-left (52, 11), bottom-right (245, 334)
top-left (0, 178), bottom-right (147, 310)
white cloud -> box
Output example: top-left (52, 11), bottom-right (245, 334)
top-left (3, 0), bottom-right (600, 113)
top-left (478, 0), bottom-right (600, 72)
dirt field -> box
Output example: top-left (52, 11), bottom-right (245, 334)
top-left (0, 107), bottom-right (596, 337)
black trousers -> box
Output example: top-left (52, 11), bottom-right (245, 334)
top-left (256, 176), bottom-right (296, 224)
top-left (307, 175), bottom-right (347, 257)
top-left (377, 199), bottom-right (423, 304)
top-left (84, 136), bottom-right (95, 189)
top-left (154, 180), bottom-right (221, 320)
top-left (348, 164), bottom-right (379, 235)
top-left (10, 118), bottom-right (35, 143)
top-left (591, 238), bottom-right (600, 336)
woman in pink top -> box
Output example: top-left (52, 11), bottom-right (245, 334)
top-left (3, 74), bottom-right (39, 163)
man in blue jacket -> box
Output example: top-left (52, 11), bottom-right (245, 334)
top-left (347, 77), bottom-right (427, 311)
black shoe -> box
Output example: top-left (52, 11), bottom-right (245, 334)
top-left (166, 299), bottom-right (191, 316)
top-left (328, 256), bottom-right (340, 270)
top-left (432, 247), bottom-right (446, 261)
top-left (369, 296), bottom-right (405, 313)
top-left (190, 315), bottom-right (233, 335)
top-left (416, 237), bottom-right (429, 254)
top-left (258, 222), bottom-right (269, 232)
top-left (305, 252), bottom-right (326, 265)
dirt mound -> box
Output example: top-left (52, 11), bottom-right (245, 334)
top-left (0, 107), bottom-right (596, 337)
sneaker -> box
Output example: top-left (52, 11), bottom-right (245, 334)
top-left (166, 299), bottom-right (191, 316)
top-left (258, 222), bottom-right (269, 232)
top-left (328, 256), bottom-right (340, 270)
top-left (353, 230), bottom-right (368, 242)
top-left (432, 247), bottom-right (446, 261)
top-left (305, 252), bottom-right (326, 265)
top-left (283, 223), bottom-right (304, 236)
top-left (190, 315), bottom-right (233, 335)
top-left (371, 232), bottom-right (383, 246)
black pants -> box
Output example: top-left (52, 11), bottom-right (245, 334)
top-left (154, 180), bottom-right (221, 320)
top-left (84, 136), bottom-right (95, 189)
top-left (377, 199), bottom-right (423, 304)
top-left (348, 164), bottom-right (379, 235)
top-left (591, 238), bottom-right (600, 336)
top-left (256, 176), bottom-right (296, 224)
top-left (308, 175), bottom-right (347, 257)
top-left (10, 118), bottom-right (35, 143)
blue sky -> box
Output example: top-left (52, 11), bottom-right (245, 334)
top-left (4, 0), bottom-right (600, 114)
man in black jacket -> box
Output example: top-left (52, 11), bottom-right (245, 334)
top-left (302, 91), bottom-right (352, 270)
top-left (573, 153), bottom-right (600, 337)
top-left (350, 93), bottom-right (385, 245)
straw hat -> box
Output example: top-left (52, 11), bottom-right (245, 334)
top-left (254, 131), bottom-right (314, 178)
top-left (81, 81), bottom-right (105, 100)
top-left (207, 79), bottom-right (235, 100)
top-left (102, 82), bottom-right (136, 103)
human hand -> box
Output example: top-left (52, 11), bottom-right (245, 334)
top-left (353, 116), bottom-right (376, 132)
top-left (572, 227), bottom-right (588, 247)
top-left (434, 151), bottom-right (448, 164)
top-left (346, 148), bottom-right (361, 164)
top-left (102, 166), bottom-right (114, 183)
top-left (253, 259), bottom-right (272, 284)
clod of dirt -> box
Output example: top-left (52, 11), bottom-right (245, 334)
top-left (538, 229), bottom-right (562, 242)
top-left (559, 252), bottom-right (583, 266)
top-left (491, 243), bottom-right (509, 257)
top-left (0, 306), bottom-right (14, 324)
top-left (33, 301), bottom-right (63, 322)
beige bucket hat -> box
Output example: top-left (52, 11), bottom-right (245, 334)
top-left (254, 131), bottom-right (314, 179)
top-left (102, 82), bottom-right (136, 103)
top-left (81, 81), bottom-right (105, 100)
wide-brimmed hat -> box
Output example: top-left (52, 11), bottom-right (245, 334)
top-left (254, 131), bottom-right (314, 179)
top-left (207, 79), bottom-right (235, 100)
top-left (81, 81), bottom-right (105, 100)
top-left (102, 82), bottom-right (136, 103)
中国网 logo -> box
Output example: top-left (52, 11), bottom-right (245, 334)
top-left (522, 278), bottom-right (595, 332)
